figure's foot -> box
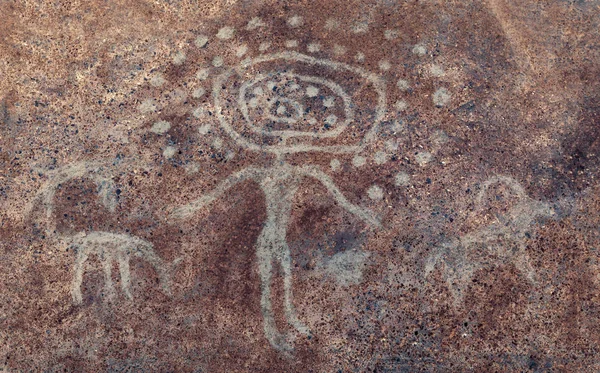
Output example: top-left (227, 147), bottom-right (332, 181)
top-left (268, 331), bottom-right (294, 352)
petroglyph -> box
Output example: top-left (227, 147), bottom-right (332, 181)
top-left (424, 176), bottom-right (556, 306)
top-left (68, 231), bottom-right (181, 304)
top-left (137, 10), bottom-right (453, 353)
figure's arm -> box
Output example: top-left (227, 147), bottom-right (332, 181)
top-left (170, 167), bottom-right (262, 220)
top-left (299, 166), bottom-right (381, 228)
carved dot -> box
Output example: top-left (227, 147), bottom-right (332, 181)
top-left (379, 60), bottom-right (391, 71)
top-left (306, 86), bottom-right (319, 97)
top-left (395, 100), bottom-right (408, 111)
top-left (236, 44), bottom-right (248, 57)
top-left (151, 120), bottom-right (171, 134)
top-left (397, 79), bottom-right (409, 91)
top-left (412, 44), bottom-right (427, 56)
top-left (307, 43), bottom-right (321, 53)
top-left (433, 88), bottom-right (451, 107)
top-left (259, 42), bottom-right (271, 52)
top-left (212, 56), bottom-right (224, 67)
top-left (198, 124), bottom-right (211, 135)
top-left (355, 52), bottom-right (365, 62)
top-left (384, 29), bottom-right (399, 40)
top-left (195, 35), bottom-right (209, 48)
top-left (415, 151), bottom-right (433, 166)
top-left (150, 73), bottom-right (166, 87)
top-left (395, 172), bottom-right (410, 186)
top-left (330, 158), bottom-right (341, 171)
top-left (192, 88), bottom-right (206, 98)
top-left (367, 185), bottom-right (384, 200)
top-left (285, 40), bottom-right (299, 48)
top-left (217, 26), bottom-right (235, 39)
top-left (196, 69), bottom-right (209, 80)
top-left (333, 44), bottom-right (347, 56)
top-left (288, 15), bottom-right (303, 28)
top-left (352, 155), bottom-right (367, 167)
top-left (323, 96), bottom-right (335, 108)
top-left (246, 17), bottom-right (265, 30)
top-left (163, 146), bottom-right (176, 159)
top-left (172, 51), bottom-right (186, 65)
top-left (374, 151), bottom-right (389, 165)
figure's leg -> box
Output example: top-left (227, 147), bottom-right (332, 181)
top-left (101, 251), bottom-right (115, 301)
top-left (117, 250), bottom-right (133, 300)
top-left (71, 248), bottom-right (88, 304)
top-left (257, 237), bottom-right (292, 351)
top-left (280, 245), bottom-right (310, 336)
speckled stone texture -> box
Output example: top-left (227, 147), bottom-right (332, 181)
top-left (1, 0), bottom-right (600, 371)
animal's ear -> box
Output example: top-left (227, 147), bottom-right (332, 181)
top-left (93, 176), bottom-right (118, 212)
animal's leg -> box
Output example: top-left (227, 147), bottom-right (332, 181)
top-left (101, 252), bottom-right (115, 301)
top-left (71, 249), bottom-right (88, 304)
top-left (514, 246), bottom-right (537, 283)
top-left (257, 240), bottom-right (292, 351)
top-left (117, 250), bottom-right (133, 300)
top-left (281, 246), bottom-right (310, 336)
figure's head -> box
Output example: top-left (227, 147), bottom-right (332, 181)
top-left (213, 51), bottom-right (386, 157)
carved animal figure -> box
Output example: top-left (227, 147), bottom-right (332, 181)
top-left (424, 176), bottom-right (555, 306)
top-left (68, 231), bottom-right (181, 304)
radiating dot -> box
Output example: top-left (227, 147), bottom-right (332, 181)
top-left (173, 51), bottom-right (186, 65)
top-left (379, 60), bottom-right (391, 71)
top-left (324, 115), bottom-right (337, 126)
top-left (397, 79), bottom-right (409, 91)
top-left (246, 17), bottom-right (266, 30)
top-left (325, 18), bottom-right (340, 31)
top-left (374, 151), bottom-right (389, 165)
top-left (276, 105), bottom-right (287, 115)
top-left (330, 158), bottom-right (341, 171)
top-left (213, 138), bottom-right (223, 149)
top-left (195, 35), bottom-right (209, 48)
top-left (395, 100), bottom-right (408, 111)
top-left (323, 96), bottom-right (335, 108)
top-left (355, 52), bottom-right (365, 62)
top-left (150, 73), bottom-right (166, 87)
top-left (290, 83), bottom-right (300, 91)
top-left (433, 88), bottom-right (451, 107)
top-left (333, 44), bottom-right (347, 56)
top-left (307, 43), bottom-right (321, 53)
top-left (163, 146), bottom-right (176, 159)
top-left (198, 124), bottom-right (211, 135)
top-left (287, 15), bottom-right (303, 28)
top-left (352, 155), bottom-right (367, 167)
top-left (240, 58), bottom-right (252, 68)
top-left (193, 107), bottom-right (205, 118)
top-left (253, 86), bottom-right (264, 96)
top-left (217, 26), bottom-right (235, 39)
top-left (248, 97), bottom-right (259, 108)
top-left (192, 87), bottom-right (206, 98)
top-left (196, 68), bottom-right (209, 80)
top-left (352, 22), bottom-right (369, 34)
top-left (236, 44), bottom-right (248, 57)
top-left (151, 120), bottom-right (171, 134)
top-left (212, 56), bottom-right (224, 67)
top-left (308, 118), bottom-right (317, 125)
top-left (267, 81), bottom-right (277, 91)
top-left (384, 29), bottom-right (399, 40)
top-left (306, 86), bottom-right (319, 97)
top-left (385, 139), bottom-right (399, 152)
top-left (259, 42), bottom-right (271, 52)
top-left (412, 44), bottom-right (427, 56)
top-left (395, 172), bottom-right (410, 186)
top-left (285, 40), bottom-right (299, 48)
top-left (138, 99), bottom-right (157, 114)
top-left (415, 151), bottom-right (433, 166)
top-left (367, 185), bottom-right (384, 200)
top-left (430, 64), bottom-right (445, 77)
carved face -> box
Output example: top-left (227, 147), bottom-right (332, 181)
top-left (213, 51), bottom-right (387, 155)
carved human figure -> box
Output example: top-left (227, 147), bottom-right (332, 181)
top-left (68, 231), bottom-right (181, 304)
top-left (172, 51), bottom-right (386, 351)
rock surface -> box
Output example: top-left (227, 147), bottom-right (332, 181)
top-left (1, 0), bottom-right (599, 371)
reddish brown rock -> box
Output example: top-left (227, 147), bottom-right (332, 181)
top-left (1, 0), bottom-right (599, 371)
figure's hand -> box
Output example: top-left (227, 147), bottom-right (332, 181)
top-left (169, 196), bottom-right (212, 220)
